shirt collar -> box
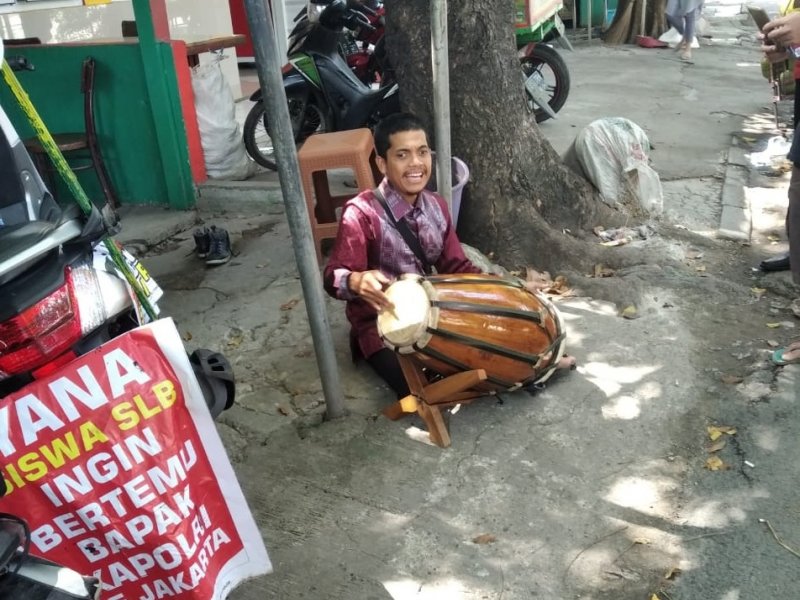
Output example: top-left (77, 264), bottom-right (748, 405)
top-left (378, 178), bottom-right (428, 221)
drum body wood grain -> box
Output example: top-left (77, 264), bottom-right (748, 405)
top-left (377, 274), bottom-right (566, 391)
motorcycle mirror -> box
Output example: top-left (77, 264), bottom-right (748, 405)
top-left (346, 9), bottom-right (374, 32)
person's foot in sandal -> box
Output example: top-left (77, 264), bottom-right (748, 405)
top-left (772, 340), bottom-right (800, 366)
top-left (556, 355), bottom-right (577, 371)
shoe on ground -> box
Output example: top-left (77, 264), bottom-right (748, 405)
top-left (759, 252), bottom-right (791, 272)
top-left (193, 227), bottom-right (211, 258)
top-left (206, 226), bottom-right (232, 266)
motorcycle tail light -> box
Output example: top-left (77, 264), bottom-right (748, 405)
top-left (70, 264), bottom-right (107, 335)
top-left (0, 265), bottom-right (106, 378)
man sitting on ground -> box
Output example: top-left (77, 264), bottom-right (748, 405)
top-left (323, 112), bottom-right (575, 397)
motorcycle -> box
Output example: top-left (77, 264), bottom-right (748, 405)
top-left (0, 39), bottom-right (236, 598)
top-left (339, 0), bottom-right (389, 86)
top-left (0, 45), bottom-right (234, 416)
top-left (243, 0), bottom-right (399, 170)
top-left (516, 7), bottom-right (572, 122)
top-left (0, 511), bottom-right (99, 598)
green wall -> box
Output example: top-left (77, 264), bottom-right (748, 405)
top-left (0, 42), bottom-right (189, 207)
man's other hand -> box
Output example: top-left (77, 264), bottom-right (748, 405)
top-left (349, 270), bottom-right (393, 311)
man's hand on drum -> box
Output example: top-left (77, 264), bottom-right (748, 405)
top-left (348, 270), bottom-right (394, 312)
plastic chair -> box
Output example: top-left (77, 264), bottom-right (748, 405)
top-left (23, 57), bottom-right (119, 210)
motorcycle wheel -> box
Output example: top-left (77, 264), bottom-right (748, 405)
top-left (243, 89), bottom-right (330, 170)
top-left (520, 44), bottom-right (570, 124)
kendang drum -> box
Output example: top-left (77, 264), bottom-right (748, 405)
top-left (377, 273), bottom-right (567, 392)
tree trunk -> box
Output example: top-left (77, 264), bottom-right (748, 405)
top-left (383, 0), bottom-right (629, 273)
top-left (604, 0), bottom-right (667, 45)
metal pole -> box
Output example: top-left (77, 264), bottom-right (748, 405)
top-left (243, 0), bottom-right (346, 419)
top-left (431, 0), bottom-right (453, 214)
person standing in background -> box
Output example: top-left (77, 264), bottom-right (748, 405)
top-left (759, 0), bottom-right (800, 274)
top-left (762, 11), bottom-right (800, 363)
top-left (666, 0), bottom-right (703, 61)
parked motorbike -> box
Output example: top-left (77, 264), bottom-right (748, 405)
top-left (0, 510), bottom-right (99, 599)
top-left (0, 45), bottom-right (234, 415)
top-left (339, 0), bottom-right (389, 86)
top-left (243, 0), bottom-right (399, 170)
top-left (0, 39), bottom-right (237, 599)
top-left (516, 11), bottom-right (572, 122)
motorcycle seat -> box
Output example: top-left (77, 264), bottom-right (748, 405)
top-left (0, 216), bottom-right (83, 285)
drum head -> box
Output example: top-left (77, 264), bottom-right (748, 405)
top-left (377, 277), bottom-right (435, 354)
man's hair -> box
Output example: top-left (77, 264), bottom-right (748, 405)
top-left (373, 112), bottom-right (428, 158)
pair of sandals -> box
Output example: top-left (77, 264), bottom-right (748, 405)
top-left (772, 340), bottom-right (800, 366)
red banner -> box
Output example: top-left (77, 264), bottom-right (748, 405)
top-left (0, 319), bottom-right (271, 600)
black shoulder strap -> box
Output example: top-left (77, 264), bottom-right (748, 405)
top-left (373, 187), bottom-right (432, 275)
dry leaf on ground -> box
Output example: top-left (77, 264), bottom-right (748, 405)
top-left (706, 439), bottom-right (727, 453)
top-left (545, 275), bottom-right (571, 295)
top-left (686, 250), bottom-right (704, 260)
top-left (767, 340), bottom-right (781, 348)
top-left (472, 534), bottom-right (497, 545)
top-left (601, 238), bottom-right (630, 247)
top-left (720, 374), bottom-right (744, 385)
top-left (664, 567), bottom-right (682, 580)
top-left (705, 456), bottom-right (727, 471)
top-left (767, 322), bottom-right (782, 329)
top-left (525, 268), bottom-right (553, 291)
top-left (621, 306), bottom-right (639, 320)
top-left (182, 331), bottom-right (193, 342)
top-left (708, 426), bottom-right (737, 441)
top-left (593, 264), bottom-right (616, 278)
top-left (281, 298), bottom-right (300, 311)
top-left (226, 331), bottom-right (244, 349)
top-left (751, 287), bottom-right (767, 298)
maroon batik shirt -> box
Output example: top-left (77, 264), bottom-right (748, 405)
top-left (323, 178), bottom-right (481, 359)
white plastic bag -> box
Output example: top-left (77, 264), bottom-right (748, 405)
top-left (569, 117), bottom-right (663, 216)
top-left (658, 26), bottom-right (700, 48)
top-left (191, 59), bottom-right (257, 180)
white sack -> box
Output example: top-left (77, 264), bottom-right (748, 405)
top-left (571, 117), bottom-right (663, 216)
top-left (191, 59), bottom-right (257, 180)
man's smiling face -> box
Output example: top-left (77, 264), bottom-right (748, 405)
top-left (376, 129), bottom-right (432, 205)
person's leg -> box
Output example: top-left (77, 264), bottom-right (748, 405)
top-left (678, 10), bottom-right (697, 59)
top-left (665, 12), bottom-right (685, 36)
top-left (683, 10), bottom-right (697, 45)
top-left (366, 348), bottom-right (410, 398)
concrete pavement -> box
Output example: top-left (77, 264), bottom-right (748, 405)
top-left (118, 6), bottom-right (800, 599)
